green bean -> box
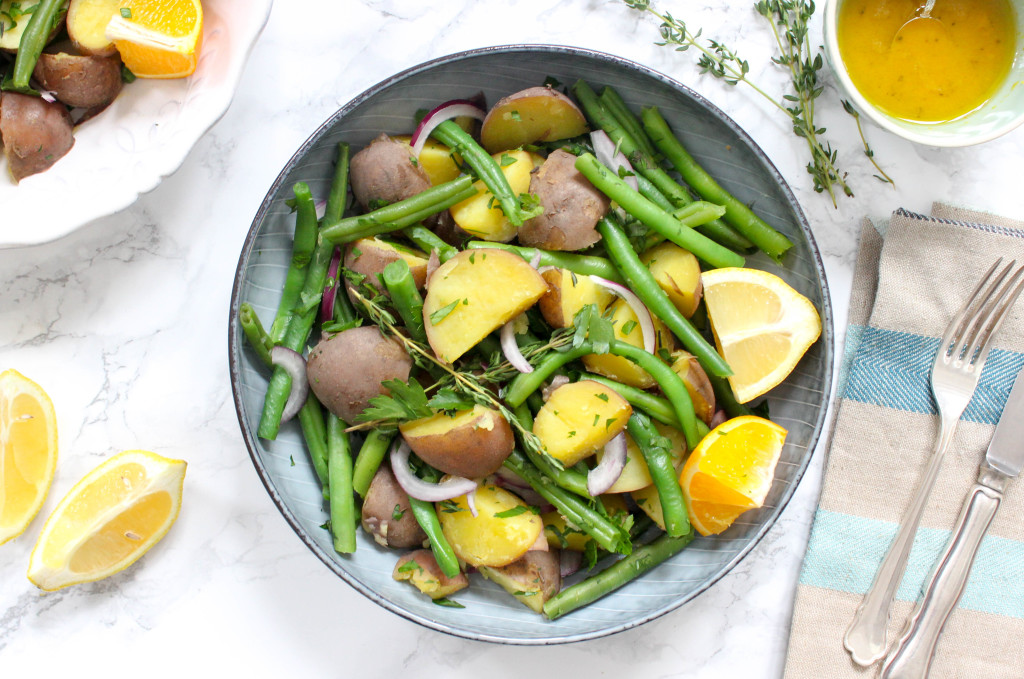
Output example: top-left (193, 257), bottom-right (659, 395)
top-left (10, 0), bottom-right (64, 91)
top-left (322, 176), bottom-right (476, 244)
top-left (641, 106), bottom-right (794, 260)
top-left (323, 142), bottom-right (351, 225)
top-left (382, 259), bottom-right (427, 344)
top-left (409, 465), bottom-right (461, 578)
top-left (503, 449), bottom-right (631, 555)
top-left (636, 170), bottom-right (755, 253)
top-left (641, 201), bottom-right (728, 250)
top-left (504, 345), bottom-right (591, 408)
top-left (571, 80), bottom-right (692, 207)
top-left (352, 430), bottom-right (393, 498)
top-left (542, 530), bottom-right (696, 619)
top-left (577, 154), bottom-right (744, 269)
top-left (465, 241), bottom-right (623, 283)
top-left (238, 301), bottom-right (330, 491)
top-left (239, 302), bottom-right (274, 367)
top-left (512, 404), bottom-right (590, 497)
top-left (596, 216), bottom-right (733, 381)
top-left (270, 183), bottom-right (319, 342)
top-left (403, 225), bottom-right (458, 262)
top-left (257, 230), bottom-right (336, 440)
top-left (429, 120), bottom-right (527, 227)
top-left (627, 412), bottom-right (689, 536)
top-left (599, 86), bottom-right (660, 161)
top-left (708, 373), bottom-right (755, 418)
top-left (327, 414), bottom-right (356, 554)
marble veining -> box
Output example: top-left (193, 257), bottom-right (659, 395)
top-left (2, 0), bottom-right (1023, 676)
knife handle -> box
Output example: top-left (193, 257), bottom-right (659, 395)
top-left (881, 471), bottom-right (1003, 679)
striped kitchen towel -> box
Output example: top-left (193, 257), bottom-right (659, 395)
top-left (783, 205), bottom-right (1024, 679)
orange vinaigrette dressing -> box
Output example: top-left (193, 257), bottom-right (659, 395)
top-left (838, 0), bottom-right (1017, 122)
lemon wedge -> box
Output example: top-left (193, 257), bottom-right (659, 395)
top-left (0, 370), bottom-right (59, 545)
top-left (28, 449), bottom-right (186, 591)
top-left (701, 267), bottom-right (821, 404)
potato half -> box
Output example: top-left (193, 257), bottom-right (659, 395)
top-left (399, 404), bottom-right (514, 478)
top-left (532, 380), bottom-right (632, 467)
top-left (422, 248), bottom-right (548, 363)
top-left (437, 483), bottom-right (543, 567)
top-left (537, 267), bottom-right (615, 329)
top-left (480, 86), bottom-right (589, 153)
top-left (641, 242), bottom-right (703, 319)
top-left (449, 149), bottom-right (538, 243)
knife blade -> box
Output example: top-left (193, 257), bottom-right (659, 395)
top-left (984, 367), bottom-right (1024, 478)
top-left (881, 366), bottom-right (1024, 679)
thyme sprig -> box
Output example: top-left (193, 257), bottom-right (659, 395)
top-left (623, 0), bottom-right (893, 205)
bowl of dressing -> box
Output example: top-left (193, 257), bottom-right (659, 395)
top-left (823, 0), bottom-right (1024, 146)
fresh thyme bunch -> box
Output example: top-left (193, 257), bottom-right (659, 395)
top-left (623, 0), bottom-right (892, 206)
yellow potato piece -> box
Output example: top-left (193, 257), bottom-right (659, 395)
top-left (449, 149), bottom-right (537, 242)
top-left (423, 248), bottom-right (548, 363)
top-left (537, 268), bottom-right (615, 329)
top-left (437, 483), bottom-right (542, 567)
top-left (641, 242), bottom-right (703, 319)
top-left (532, 380), bottom-right (632, 467)
top-left (393, 135), bottom-right (462, 185)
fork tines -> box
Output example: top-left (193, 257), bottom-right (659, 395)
top-left (942, 258), bottom-right (1024, 370)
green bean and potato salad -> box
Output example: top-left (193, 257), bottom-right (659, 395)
top-left (239, 78), bottom-right (803, 619)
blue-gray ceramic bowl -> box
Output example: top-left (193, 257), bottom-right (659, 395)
top-left (229, 45), bottom-right (834, 645)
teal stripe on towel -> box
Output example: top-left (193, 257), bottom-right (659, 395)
top-left (844, 327), bottom-right (1024, 424)
top-left (799, 509), bottom-right (1024, 619)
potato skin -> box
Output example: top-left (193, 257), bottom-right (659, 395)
top-left (361, 465), bottom-right (427, 549)
top-left (0, 92), bottom-right (75, 181)
top-left (343, 237), bottom-right (428, 299)
top-left (305, 326), bottom-right (413, 422)
top-left (518, 149), bottom-right (609, 251)
top-left (350, 133), bottom-right (432, 211)
top-left (480, 86), bottom-right (588, 153)
top-left (33, 44), bottom-right (123, 109)
top-left (479, 550), bottom-right (561, 613)
top-left (399, 405), bottom-right (514, 478)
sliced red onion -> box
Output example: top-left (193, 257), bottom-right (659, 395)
top-left (529, 251), bottom-right (542, 269)
top-left (500, 320), bottom-right (533, 374)
top-left (710, 410), bottom-right (728, 429)
top-left (466, 486), bottom-right (479, 518)
top-left (40, 90), bottom-right (58, 103)
top-left (410, 99), bottom-right (486, 160)
top-left (493, 466), bottom-right (531, 489)
top-left (560, 549), bottom-right (583, 578)
top-left (587, 432), bottom-right (627, 496)
top-left (592, 276), bottom-right (656, 354)
top-left (314, 200), bottom-right (327, 220)
top-left (271, 346), bottom-right (308, 423)
top-left (542, 374), bottom-right (571, 401)
top-left (590, 130), bottom-right (638, 191)
top-left (321, 246), bottom-right (342, 324)
top-left (390, 441), bottom-right (477, 503)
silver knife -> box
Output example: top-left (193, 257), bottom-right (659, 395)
top-left (881, 366), bottom-right (1024, 679)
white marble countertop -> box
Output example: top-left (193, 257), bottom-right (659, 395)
top-left (3, 1), bottom-right (1023, 676)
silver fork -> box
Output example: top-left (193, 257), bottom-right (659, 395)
top-left (844, 257), bottom-right (1024, 666)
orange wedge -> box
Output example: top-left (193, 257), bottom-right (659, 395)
top-left (0, 370), bottom-right (58, 545)
top-left (105, 0), bottom-right (203, 78)
top-left (679, 415), bottom-right (786, 536)
top-left (28, 450), bottom-right (186, 591)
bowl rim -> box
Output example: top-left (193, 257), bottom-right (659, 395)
top-left (228, 43), bottom-right (835, 645)
top-left (821, 0), bottom-right (1024, 147)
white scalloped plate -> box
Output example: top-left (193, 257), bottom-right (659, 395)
top-left (0, 0), bottom-right (273, 249)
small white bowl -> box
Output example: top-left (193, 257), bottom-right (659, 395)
top-left (822, 0), bottom-right (1024, 146)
